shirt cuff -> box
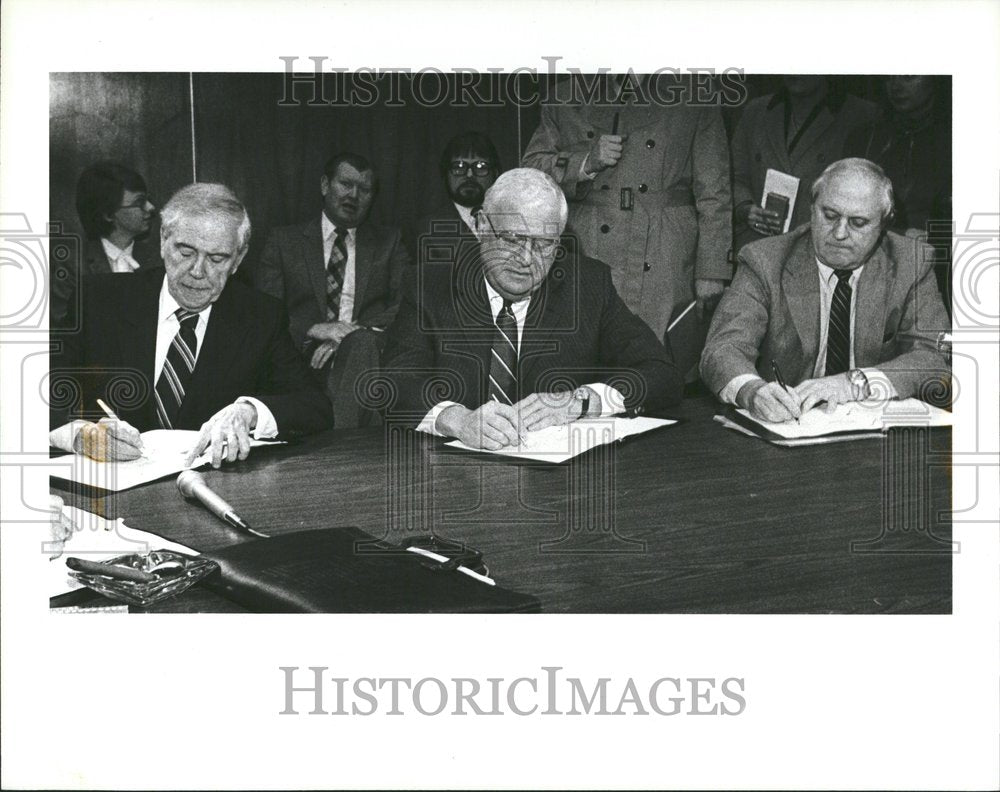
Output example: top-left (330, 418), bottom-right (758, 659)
top-left (418, 401), bottom-right (460, 436)
top-left (860, 369), bottom-right (898, 400)
top-left (236, 397), bottom-right (278, 439)
top-left (49, 421), bottom-right (89, 453)
top-left (583, 383), bottom-right (626, 416)
top-left (719, 374), bottom-right (764, 406)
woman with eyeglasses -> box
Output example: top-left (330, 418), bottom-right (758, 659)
top-left (52, 161), bottom-right (158, 325)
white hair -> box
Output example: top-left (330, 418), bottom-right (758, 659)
top-left (811, 158), bottom-right (895, 224)
top-left (160, 182), bottom-right (252, 253)
top-left (483, 168), bottom-right (569, 235)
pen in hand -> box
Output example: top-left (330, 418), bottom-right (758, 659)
top-left (770, 360), bottom-right (800, 424)
top-left (96, 398), bottom-right (145, 457)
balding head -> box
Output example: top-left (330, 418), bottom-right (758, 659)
top-left (810, 158), bottom-right (894, 270)
top-left (483, 168), bottom-right (568, 236)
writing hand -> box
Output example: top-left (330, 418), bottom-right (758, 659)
top-left (72, 417), bottom-right (144, 461)
top-left (436, 401), bottom-right (523, 450)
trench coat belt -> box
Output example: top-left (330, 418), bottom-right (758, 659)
top-left (581, 185), bottom-right (694, 210)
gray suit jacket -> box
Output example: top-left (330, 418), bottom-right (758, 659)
top-left (253, 216), bottom-right (410, 350)
top-left (700, 225), bottom-right (950, 400)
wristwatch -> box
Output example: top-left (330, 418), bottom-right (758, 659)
top-left (847, 369), bottom-right (870, 401)
top-left (572, 387), bottom-right (591, 419)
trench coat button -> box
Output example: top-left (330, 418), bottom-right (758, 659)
top-left (587, 131), bottom-right (594, 139)
top-left (600, 184), bottom-right (610, 191)
top-left (638, 183), bottom-right (648, 193)
top-left (643, 262), bottom-right (651, 271)
top-left (600, 224), bottom-right (610, 233)
top-left (646, 139), bottom-right (655, 148)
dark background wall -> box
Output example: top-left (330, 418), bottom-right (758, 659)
top-left (50, 72), bottom-right (951, 277)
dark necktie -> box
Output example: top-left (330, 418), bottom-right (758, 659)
top-left (155, 309), bottom-right (200, 429)
top-left (825, 269), bottom-right (854, 376)
top-left (326, 227), bottom-right (348, 320)
top-left (488, 300), bottom-right (518, 405)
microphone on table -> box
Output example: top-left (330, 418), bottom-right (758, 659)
top-left (176, 470), bottom-right (268, 538)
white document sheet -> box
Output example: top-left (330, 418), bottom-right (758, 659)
top-left (51, 429), bottom-right (282, 492)
top-left (45, 505), bottom-right (198, 597)
top-left (445, 416), bottom-right (675, 463)
top-left (736, 398), bottom-right (952, 440)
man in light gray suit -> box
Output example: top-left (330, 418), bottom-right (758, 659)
top-left (254, 152), bottom-right (409, 427)
top-left (700, 158), bottom-right (950, 423)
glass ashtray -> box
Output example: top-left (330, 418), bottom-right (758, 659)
top-left (68, 551), bottom-right (219, 607)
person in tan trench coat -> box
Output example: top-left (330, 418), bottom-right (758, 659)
top-left (521, 75), bottom-right (733, 351)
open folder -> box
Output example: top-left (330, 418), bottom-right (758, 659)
top-left (723, 398), bottom-right (952, 446)
top-left (50, 429), bottom-right (282, 492)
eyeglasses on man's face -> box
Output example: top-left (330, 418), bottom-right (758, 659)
top-left (485, 215), bottom-right (561, 256)
top-left (449, 160), bottom-right (493, 177)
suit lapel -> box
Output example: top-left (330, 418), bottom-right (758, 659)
top-left (302, 218), bottom-right (327, 318)
top-left (84, 239), bottom-right (112, 276)
top-left (352, 224), bottom-right (376, 322)
top-left (118, 269), bottom-right (162, 425)
top-left (788, 105), bottom-right (837, 168)
top-left (183, 284), bottom-right (247, 419)
top-left (782, 237), bottom-right (821, 376)
top-left (854, 245), bottom-right (889, 368)
top-left (763, 102), bottom-right (793, 174)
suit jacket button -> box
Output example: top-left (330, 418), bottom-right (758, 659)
top-left (643, 261), bottom-right (651, 271)
top-left (638, 183), bottom-right (648, 193)
top-left (646, 139), bottom-right (655, 148)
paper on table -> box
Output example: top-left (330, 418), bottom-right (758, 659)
top-left (713, 414), bottom-right (883, 447)
top-left (51, 429), bottom-right (282, 492)
top-left (45, 505), bottom-right (198, 597)
top-left (445, 416), bottom-right (675, 463)
top-left (761, 168), bottom-right (800, 233)
top-left (736, 398), bottom-right (952, 440)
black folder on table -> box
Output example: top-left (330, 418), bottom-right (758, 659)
top-left (201, 527), bottom-right (541, 613)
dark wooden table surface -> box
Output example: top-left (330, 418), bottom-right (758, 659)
top-left (54, 396), bottom-right (953, 614)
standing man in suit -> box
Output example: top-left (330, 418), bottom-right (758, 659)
top-left (701, 158), bottom-right (950, 423)
top-left (382, 168), bottom-right (683, 450)
top-left (731, 76), bottom-right (880, 250)
top-left (50, 183), bottom-right (333, 467)
top-left (51, 161), bottom-right (158, 326)
top-left (521, 74), bottom-right (732, 349)
top-left (254, 152), bottom-right (409, 427)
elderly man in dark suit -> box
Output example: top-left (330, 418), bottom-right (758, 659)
top-left (50, 183), bottom-right (332, 467)
top-left (701, 158), bottom-right (950, 423)
top-left (253, 152), bottom-right (409, 427)
top-left (382, 168), bottom-right (683, 450)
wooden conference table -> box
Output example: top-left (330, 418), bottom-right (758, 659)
top-left (54, 396), bottom-right (952, 614)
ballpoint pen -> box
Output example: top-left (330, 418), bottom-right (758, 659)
top-left (96, 398), bottom-right (145, 456)
top-left (770, 359), bottom-right (800, 424)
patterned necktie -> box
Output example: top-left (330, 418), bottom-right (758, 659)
top-left (155, 309), bottom-right (200, 429)
top-left (326, 227), bottom-right (348, 320)
top-left (825, 269), bottom-right (854, 376)
top-left (488, 300), bottom-right (518, 405)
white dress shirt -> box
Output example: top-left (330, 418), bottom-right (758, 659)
top-left (321, 212), bottom-right (357, 323)
top-left (417, 279), bottom-right (626, 435)
top-left (719, 259), bottom-right (896, 405)
top-left (48, 279), bottom-right (278, 451)
top-left (453, 202), bottom-right (479, 233)
top-left (101, 238), bottom-right (140, 273)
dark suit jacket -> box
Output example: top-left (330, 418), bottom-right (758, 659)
top-left (700, 225), bottom-right (951, 399)
top-left (51, 268), bottom-right (333, 435)
top-left (51, 237), bottom-right (159, 328)
top-left (381, 243), bottom-right (683, 422)
top-left (253, 217), bottom-right (410, 350)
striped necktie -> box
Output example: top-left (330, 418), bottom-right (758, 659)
top-left (825, 269), bottom-right (854, 376)
top-left (326, 227), bottom-right (348, 320)
top-left (488, 299), bottom-right (518, 405)
top-left (155, 309), bottom-right (200, 429)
